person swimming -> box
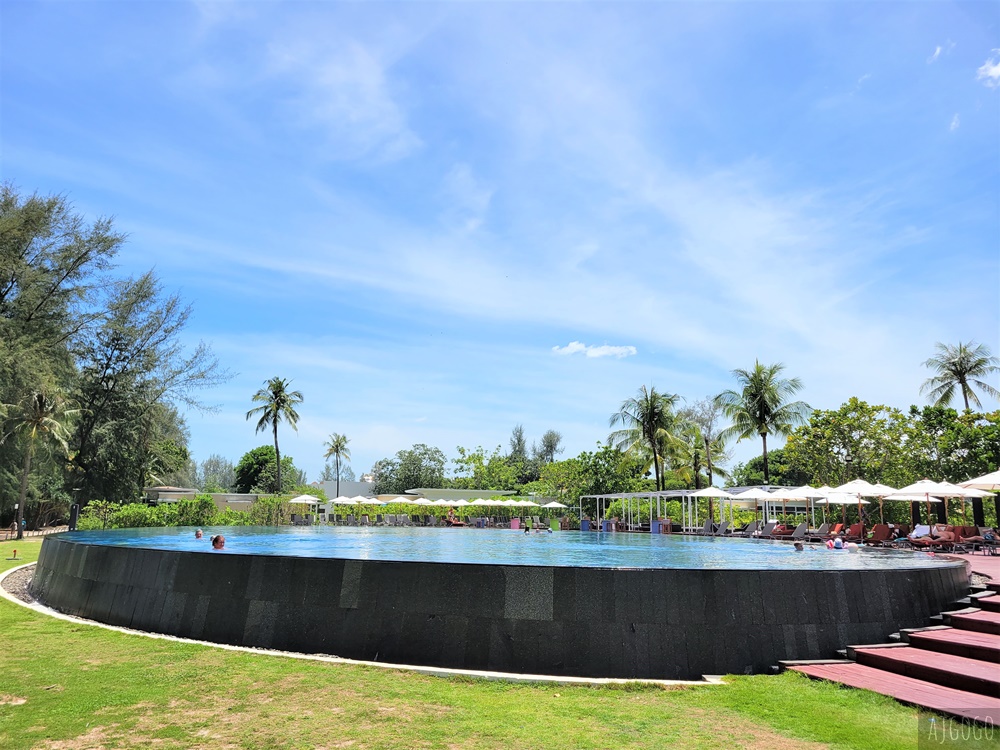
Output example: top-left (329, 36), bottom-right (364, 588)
top-left (793, 541), bottom-right (804, 551)
top-left (210, 535), bottom-right (225, 550)
top-left (195, 529), bottom-right (203, 539)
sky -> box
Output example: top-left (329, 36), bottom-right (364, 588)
top-left (2, 1), bottom-right (998, 483)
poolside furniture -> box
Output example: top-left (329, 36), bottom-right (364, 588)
top-left (757, 521), bottom-right (778, 538)
top-left (807, 523), bottom-right (830, 541)
top-left (695, 518), bottom-right (714, 535)
top-left (843, 523), bottom-right (865, 543)
top-left (864, 524), bottom-right (893, 547)
top-left (734, 521), bottom-right (758, 537)
top-left (714, 520), bottom-right (730, 536)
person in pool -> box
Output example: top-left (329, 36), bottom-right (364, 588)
top-left (793, 542), bottom-right (804, 551)
top-left (210, 534), bottom-right (225, 550)
top-left (195, 529), bottom-right (203, 539)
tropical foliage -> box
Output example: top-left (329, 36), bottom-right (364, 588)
top-left (246, 377), bottom-right (303, 493)
top-left (608, 385), bottom-right (682, 491)
top-left (920, 340), bottom-right (999, 411)
top-left (716, 360), bottom-right (811, 484)
top-left (322, 432), bottom-right (351, 497)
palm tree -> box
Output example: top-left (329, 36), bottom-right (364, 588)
top-left (608, 385), bottom-right (681, 491)
top-left (323, 432), bottom-right (351, 498)
top-left (2, 390), bottom-right (76, 540)
top-left (246, 377), bottom-right (303, 493)
top-left (920, 341), bottom-right (1000, 411)
top-left (716, 361), bottom-right (810, 485)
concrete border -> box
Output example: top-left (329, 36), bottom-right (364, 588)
top-left (0, 563), bottom-right (721, 687)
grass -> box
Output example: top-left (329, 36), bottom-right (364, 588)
top-left (0, 538), bottom-right (933, 749)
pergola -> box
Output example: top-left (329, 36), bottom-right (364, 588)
top-left (577, 489), bottom-right (743, 532)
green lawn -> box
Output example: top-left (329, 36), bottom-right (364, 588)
top-left (0, 538), bottom-right (930, 749)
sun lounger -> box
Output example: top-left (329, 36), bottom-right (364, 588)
top-left (715, 521), bottom-right (730, 536)
top-left (757, 521), bottom-right (777, 538)
top-left (864, 524), bottom-right (893, 547)
top-left (695, 518), bottom-right (714, 535)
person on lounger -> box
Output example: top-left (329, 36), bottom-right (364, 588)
top-left (960, 527), bottom-right (996, 544)
top-left (910, 524), bottom-right (955, 546)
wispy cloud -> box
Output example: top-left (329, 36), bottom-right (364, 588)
top-left (553, 342), bottom-right (638, 359)
top-left (442, 163), bottom-right (493, 231)
top-left (949, 113), bottom-right (960, 132)
top-left (977, 50), bottom-right (1000, 89)
top-left (267, 39), bottom-right (422, 161)
top-left (928, 47), bottom-right (941, 64)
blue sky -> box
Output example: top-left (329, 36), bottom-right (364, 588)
top-left (3, 1), bottom-right (998, 482)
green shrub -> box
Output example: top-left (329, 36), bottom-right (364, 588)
top-left (209, 508), bottom-right (251, 526)
top-left (175, 495), bottom-right (218, 527)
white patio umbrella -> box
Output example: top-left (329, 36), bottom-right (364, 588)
top-left (832, 480), bottom-right (898, 522)
top-left (733, 487), bottom-right (772, 519)
top-left (816, 493), bottom-right (870, 524)
top-left (541, 501), bottom-right (568, 508)
top-left (331, 496), bottom-right (359, 505)
top-left (961, 470), bottom-right (1000, 492)
top-left (886, 479), bottom-right (962, 522)
top-left (288, 494), bottom-right (319, 505)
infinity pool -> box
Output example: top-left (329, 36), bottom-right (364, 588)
top-left (65, 526), bottom-right (957, 571)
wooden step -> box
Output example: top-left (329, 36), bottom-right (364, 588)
top-left (949, 610), bottom-right (1000, 635)
top-left (789, 663), bottom-right (1000, 724)
top-left (852, 646), bottom-right (1000, 698)
top-left (979, 597), bottom-right (1000, 613)
top-left (906, 628), bottom-right (1000, 663)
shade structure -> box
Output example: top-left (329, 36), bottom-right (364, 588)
top-left (331, 496), bottom-right (359, 505)
top-left (288, 495), bottom-right (318, 505)
top-left (793, 485), bottom-right (830, 499)
top-left (816, 493), bottom-right (870, 523)
top-left (541, 501), bottom-right (568, 508)
top-left (689, 487), bottom-right (735, 498)
top-left (734, 488), bottom-right (772, 499)
top-left (387, 496), bottom-right (416, 504)
top-left (887, 479), bottom-right (966, 523)
top-left (831, 480), bottom-right (897, 522)
top-left (961, 470), bottom-right (1000, 491)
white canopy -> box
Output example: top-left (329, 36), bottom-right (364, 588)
top-left (689, 487), bottom-right (735, 498)
top-left (815, 494), bottom-right (870, 505)
top-left (792, 485), bottom-right (831, 499)
top-left (961, 470), bottom-right (1000, 492)
top-left (331, 496), bottom-right (360, 505)
top-left (887, 479), bottom-right (982, 499)
top-left (832, 479), bottom-right (897, 497)
top-left (288, 495), bottom-right (319, 505)
top-left (541, 501), bottom-right (568, 508)
top-left (734, 488), bottom-right (772, 500)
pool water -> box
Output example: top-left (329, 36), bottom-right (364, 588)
top-left (64, 526), bottom-right (960, 571)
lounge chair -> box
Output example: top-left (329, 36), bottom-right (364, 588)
top-left (735, 521), bottom-right (758, 537)
top-left (842, 523), bottom-right (865, 543)
top-left (864, 524), bottom-right (893, 547)
top-left (757, 521), bottom-right (778, 538)
top-left (807, 523), bottom-right (830, 541)
top-left (714, 521), bottom-right (730, 536)
top-left (695, 518), bottom-right (714, 535)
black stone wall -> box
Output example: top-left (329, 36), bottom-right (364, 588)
top-left (30, 534), bottom-right (969, 679)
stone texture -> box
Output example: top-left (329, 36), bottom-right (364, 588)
top-left (30, 534), bottom-right (970, 680)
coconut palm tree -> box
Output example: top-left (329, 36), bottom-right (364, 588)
top-left (716, 361), bottom-right (810, 485)
top-left (2, 389), bottom-right (76, 540)
top-left (608, 385), bottom-right (681, 491)
top-left (323, 432), bottom-right (351, 498)
top-left (246, 377), bottom-right (303, 493)
top-left (920, 341), bottom-right (1000, 411)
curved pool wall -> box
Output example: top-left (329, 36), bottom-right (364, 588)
top-left (30, 533), bottom-right (969, 679)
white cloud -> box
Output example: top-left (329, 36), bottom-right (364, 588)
top-left (977, 50), bottom-right (1000, 89)
top-left (950, 113), bottom-right (960, 132)
top-left (928, 46), bottom-right (941, 64)
top-left (552, 341), bottom-right (638, 359)
top-left (442, 163), bottom-right (493, 231)
top-left (267, 40), bottom-right (422, 160)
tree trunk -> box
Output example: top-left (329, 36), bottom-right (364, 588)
top-left (273, 421), bottom-right (281, 494)
top-left (761, 433), bottom-right (769, 485)
top-left (16, 442), bottom-right (34, 540)
top-left (961, 379), bottom-right (970, 411)
top-left (705, 436), bottom-right (714, 488)
top-left (650, 439), bottom-right (662, 492)
top-left (336, 454), bottom-right (341, 498)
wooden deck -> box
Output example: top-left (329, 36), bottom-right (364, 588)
top-left (851, 646), bottom-right (1000, 697)
top-left (789, 662), bottom-right (1000, 724)
top-left (905, 628), bottom-right (1000, 662)
top-left (948, 610), bottom-right (1000, 636)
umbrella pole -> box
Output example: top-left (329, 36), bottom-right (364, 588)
top-left (879, 498), bottom-right (884, 524)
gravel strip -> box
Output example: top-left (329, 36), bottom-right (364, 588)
top-left (1, 564), bottom-right (36, 603)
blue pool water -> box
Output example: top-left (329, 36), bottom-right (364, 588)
top-left (63, 526), bottom-right (961, 571)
